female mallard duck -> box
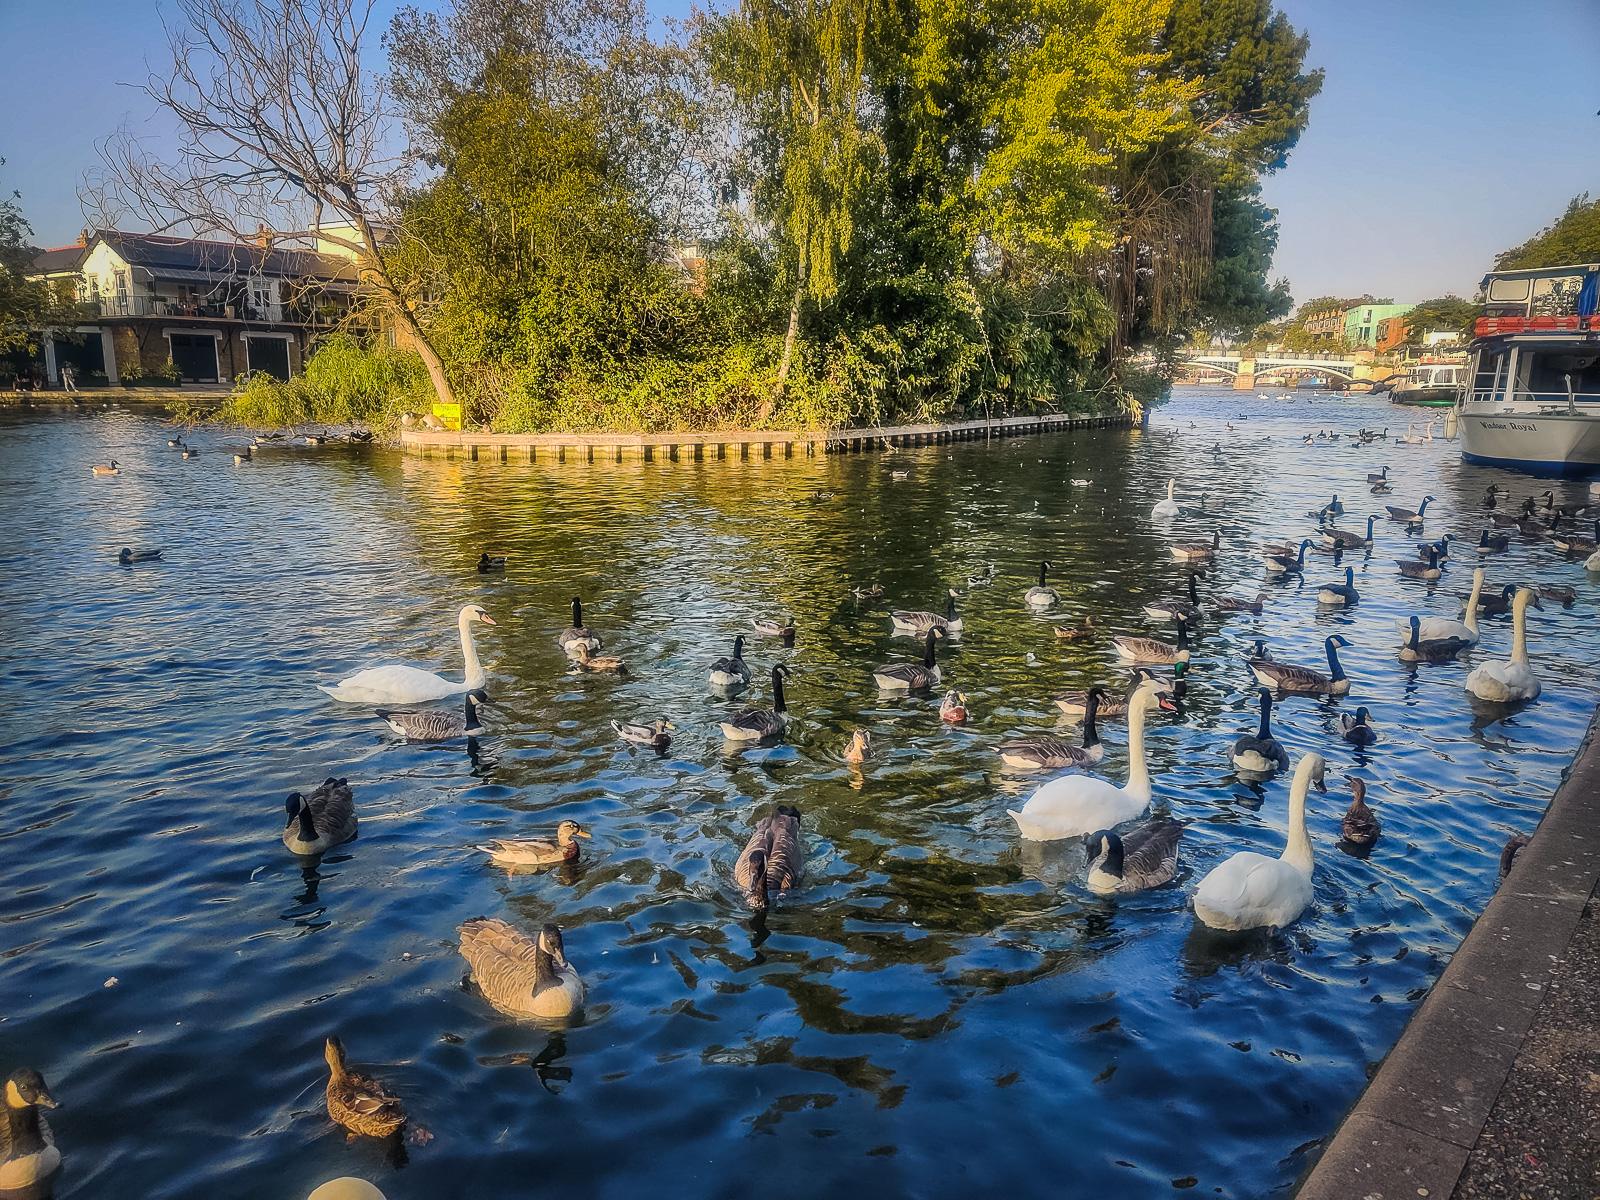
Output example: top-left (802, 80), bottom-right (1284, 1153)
top-left (1055, 616), bottom-right (1096, 639)
top-left (1538, 584), bottom-right (1577, 606)
top-left (1169, 530), bottom-right (1220, 563)
top-left (557, 598), bottom-right (601, 654)
top-left (1, 1068), bottom-right (60, 1190)
top-left (1398, 616), bottom-right (1470, 664)
top-left (376, 689), bottom-right (490, 741)
top-left (1386, 495), bottom-right (1434, 524)
top-left (708, 635), bottom-right (752, 689)
top-left (1263, 539), bottom-right (1311, 574)
top-left (1341, 777), bottom-right (1381, 845)
top-left (1321, 515), bottom-right (1375, 549)
top-left (891, 590), bottom-right (961, 636)
top-left (1250, 635), bottom-right (1352, 696)
top-left (1000, 687), bottom-right (1105, 770)
top-left (843, 730), bottom-right (871, 763)
top-left (1214, 590), bottom-right (1266, 616)
top-left (457, 920), bottom-right (585, 1019)
top-left (872, 628), bottom-right (943, 690)
top-left (967, 563), bottom-right (997, 587)
top-left (1151, 480), bottom-right (1182, 519)
top-left (751, 615), bottom-right (796, 639)
top-left (734, 805), bottom-right (804, 909)
top-left (1477, 528), bottom-right (1510, 554)
top-left (613, 718), bottom-right (673, 751)
top-left (1193, 753), bottom-right (1325, 930)
top-left (939, 691), bottom-right (969, 722)
top-left (282, 778), bottom-right (357, 856)
top-left (1144, 572), bottom-right (1203, 623)
top-left (90, 460), bottom-right (119, 475)
top-left (1465, 588), bottom-right (1543, 702)
top-left (1024, 562), bottom-right (1059, 607)
top-left (1317, 565), bottom-right (1360, 607)
top-left (118, 547), bottom-right (163, 564)
top-left (571, 643), bottom-right (625, 671)
top-left (851, 583), bottom-right (884, 600)
top-left (720, 665), bottom-right (790, 741)
top-left (1112, 615), bottom-right (1190, 665)
top-left (1231, 688), bottom-right (1289, 774)
top-left (476, 820), bottom-right (590, 867)
top-left (1396, 545), bottom-right (1442, 580)
top-left (1085, 819), bottom-right (1184, 895)
top-left (1007, 680), bottom-right (1173, 840)
top-left (324, 1037), bottom-right (406, 1140)
top-left (477, 552), bottom-right (507, 572)
top-left (1339, 706), bottom-right (1377, 745)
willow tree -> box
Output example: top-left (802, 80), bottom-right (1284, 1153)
top-left (704, 0), bottom-right (879, 386)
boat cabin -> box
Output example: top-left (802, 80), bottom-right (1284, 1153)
top-left (1469, 263), bottom-right (1600, 411)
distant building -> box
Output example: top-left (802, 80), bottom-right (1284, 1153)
top-left (1375, 314), bottom-right (1410, 353)
top-left (1344, 303), bottom-right (1412, 349)
top-left (1303, 308), bottom-right (1347, 341)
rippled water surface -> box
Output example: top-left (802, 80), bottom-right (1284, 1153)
top-left (3, 388), bottom-right (1598, 1199)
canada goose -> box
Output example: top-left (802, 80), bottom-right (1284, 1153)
top-left (1213, 590), bottom-right (1267, 615)
top-left (1465, 588), bottom-right (1543, 702)
top-left (477, 552), bottom-right (507, 572)
top-left (1394, 566), bottom-right (1482, 645)
top-left (1481, 485), bottom-right (1505, 509)
top-left (323, 1037), bottom-right (405, 1140)
top-left (117, 547), bottom-right (163, 564)
top-left (720, 665), bottom-right (790, 741)
top-left (843, 730), bottom-right (871, 763)
top-left (1544, 490), bottom-right (1589, 518)
top-left (282, 778), bottom-right (357, 856)
top-left (1538, 584), bottom-right (1577, 606)
top-left (182, 447), bottom-right (198, 459)
top-left (734, 805), bottom-right (803, 909)
top-left (1385, 495), bottom-right (1434, 523)
top-left (1151, 480), bottom-right (1181, 518)
top-left (1112, 615), bottom-right (1190, 665)
top-left (1340, 777), bottom-right (1381, 846)
top-left (1365, 466), bottom-right (1389, 485)
top-left (1339, 707), bottom-right (1377, 745)
top-left (1054, 616), bottom-right (1096, 640)
top-left (1051, 670), bottom-right (1170, 718)
top-left (557, 598), bottom-right (601, 654)
top-left (571, 643), bottom-right (625, 671)
top-left (1398, 616), bottom-right (1470, 664)
top-left (1322, 515), bottom-right (1375, 549)
top-left (1, 1067), bottom-right (60, 1189)
top-left (90, 460), bottom-right (119, 475)
top-left (873, 628), bottom-right (943, 690)
top-left (1489, 510), bottom-right (1521, 527)
top-left (1476, 528), bottom-right (1510, 554)
top-left (708, 635), bottom-right (752, 689)
top-left (1008, 680), bottom-right (1172, 840)
top-left (1323, 493), bottom-right (1344, 516)
top-left (457, 919), bottom-right (585, 1019)
top-left (1263, 539), bottom-right (1312, 574)
top-left (477, 820), bottom-right (590, 867)
top-left (1000, 687), bottom-right (1105, 770)
top-left (234, 447), bottom-right (252, 463)
top-left (1024, 561), bottom-right (1059, 607)
top-left (1144, 571), bottom-right (1203, 623)
top-left (1420, 534), bottom-right (1454, 562)
top-left (1478, 583), bottom-right (1518, 617)
top-left (1170, 530), bottom-right (1221, 562)
top-left (1231, 688), bottom-right (1289, 773)
top-left (168, 436), bottom-right (185, 447)
top-left (751, 615), bottom-right (796, 638)
top-left (1551, 518), bottom-right (1600, 555)
top-left (1250, 635), bottom-right (1352, 696)
top-left (613, 718), bottom-right (673, 752)
top-left (891, 589), bottom-right (961, 636)
top-left (376, 689), bottom-right (490, 741)
top-left (1396, 545), bottom-right (1441, 581)
top-left (939, 691), bottom-right (969, 722)
top-left (1193, 752), bottom-right (1325, 930)
top-left (1515, 512), bottom-right (1560, 539)
top-left (1085, 819), bottom-right (1184, 894)
top-left (1500, 833), bottom-right (1531, 878)
top-left (1317, 566), bottom-right (1359, 607)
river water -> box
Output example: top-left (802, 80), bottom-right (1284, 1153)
top-left (2, 387), bottom-right (1596, 1199)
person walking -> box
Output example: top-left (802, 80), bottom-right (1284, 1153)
top-left (60, 362), bottom-right (77, 391)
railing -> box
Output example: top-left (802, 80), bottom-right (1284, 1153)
top-left (88, 296), bottom-right (279, 321)
top-left (1465, 389), bottom-right (1600, 408)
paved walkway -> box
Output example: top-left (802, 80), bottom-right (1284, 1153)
top-left (1298, 712), bottom-right (1600, 1199)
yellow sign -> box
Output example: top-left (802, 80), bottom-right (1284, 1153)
top-left (432, 402), bottom-right (462, 430)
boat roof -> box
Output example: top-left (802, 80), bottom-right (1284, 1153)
top-left (1480, 262), bottom-right (1600, 288)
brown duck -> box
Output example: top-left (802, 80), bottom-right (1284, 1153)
top-left (1340, 777), bottom-right (1381, 846)
top-left (324, 1036), bottom-right (406, 1139)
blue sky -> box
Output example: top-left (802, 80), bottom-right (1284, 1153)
top-left (2, 0), bottom-right (1596, 308)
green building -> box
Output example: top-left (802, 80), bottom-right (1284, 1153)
top-left (1343, 303), bottom-right (1413, 348)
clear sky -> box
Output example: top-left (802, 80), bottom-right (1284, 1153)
top-left (2, 0), bottom-right (1596, 309)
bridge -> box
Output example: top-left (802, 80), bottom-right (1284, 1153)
top-left (1180, 353), bottom-right (1373, 390)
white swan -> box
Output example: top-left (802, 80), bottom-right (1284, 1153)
top-left (319, 604), bottom-right (497, 704)
top-left (1586, 546), bottom-right (1600, 571)
top-left (1465, 587), bottom-right (1543, 702)
top-left (1393, 565), bottom-right (1483, 645)
top-left (1151, 479), bottom-right (1182, 519)
top-left (1007, 679), bottom-right (1171, 840)
top-left (1193, 752), bottom-right (1325, 930)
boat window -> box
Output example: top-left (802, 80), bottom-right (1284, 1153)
top-left (1531, 276), bottom-right (1584, 315)
top-left (1472, 351), bottom-right (1503, 394)
top-left (1521, 352), bottom-right (1600, 397)
top-left (1487, 277), bottom-right (1531, 303)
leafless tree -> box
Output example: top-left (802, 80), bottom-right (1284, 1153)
top-left (83, 0), bottom-right (456, 406)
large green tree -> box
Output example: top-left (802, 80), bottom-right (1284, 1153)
top-left (0, 166), bottom-right (85, 361)
top-left (1496, 194), bottom-right (1600, 271)
top-left (1398, 296), bottom-right (1479, 345)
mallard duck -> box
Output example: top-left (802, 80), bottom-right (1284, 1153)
top-left (282, 778), bottom-right (357, 856)
top-left (1, 1068), bottom-right (60, 1190)
top-left (477, 552), bottom-right (507, 572)
top-left (872, 628), bottom-right (943, 690)
top-left (890, 469), bottom-right (910, 480)
top-left (571, 643), bottom-right (625, 671)
top-left (720, 665), bottom-right (790, 741)
top-left (1111, 615), bottom-right (1190, 665)
top-left (1231, 688), bottom-right (1289, 774)
top-left (1144, 572), bottom-right (1203, 623)
top-left (90, 460), bottom-right (119, 475)
top-left (1477, 528), bottom-right (1510, 554)
top-left (999, 687), bottom-right (1105, 770)
top-left (1551, 518), bottom-right (1600, 555)
top-left (1055, 616), bottom-right (1096, 639)
top-left (850, 583), bottom-right (884, 600)
top-left (1169, 530), bottom-right (1220, 562)
top-left (1263, 539), bottom-right (1311, 574)
top-left (1322, 515), bottom-right (1375, 549)
top-left (613, 718), bottom-right (673, 751)
top-left (1317, 565), bottom-right (1360, 607)
top-left (557, 597), bottom-right (601, 654)
top-left (457, 919), bottom-right (585, 1019)
top-left (1385, 495), bottom-right (1434, 524)
top-left (708, 635), bottom-right (752, 689)
top-left (1465, 588), bottom-right (1543, 702)
top-left (1193, 753), bottom-right (1325, 930)
top-left (843, 730), bottom-right (871, 763)
top-left (1396, 545), bottom-right (1442, 580)
top-left (1538, 584), bottom-right (1576, 606)
top-left (1398, 616), bottom-right (1470, 664)
top-left (376, 689), bottom-right (490, 741)
top-left (734, 805), bottom-right (804, 909)
top-left (1024, 561), bottom-right (1059, 607)
top-left (1085, 819), bottom-right (1184, 895)
top-left (751, 615), bottom-right (796, 638)
top-left (939, 691), bottom-right (969, 722)
top-left (476, 820), bottom-right (590, 867)
top-left (118, 547), bottom-right (163, 563)
top-left (967, 563), bottom-right (997, 588)
top-left (323, 1037), bottom-right (405, 1139)
top-left (234, 447), bottom-right (252, 463)
top-left (1249, 635), bottom-right (1352, 696)
top-left (891, 590), bottom-right (961, 636)
top-left (1151, 480), bottom-right (1181, 519)
top-left (1214, 590), bottom-right (1266, 615)
top-left (1339, 706), bottom-right (1377, 745)
top-left (1341, 777), bottom-right (1381, 845)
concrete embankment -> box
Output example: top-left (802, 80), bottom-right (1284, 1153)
top-left (1297, 707), bottom-right (1600, 1199)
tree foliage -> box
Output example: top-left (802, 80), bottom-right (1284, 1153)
top-left (0, 165), bottom-right (88, 359)
top-left (1496, 194), bottom-right (1600, 271)
top-left (1398, 296), bottom-right (1479, 345)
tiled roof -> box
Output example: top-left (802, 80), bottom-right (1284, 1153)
top-left (94, 231), bottom-right (358, 282)
top-left (32, 245), bottom-right (89, 273)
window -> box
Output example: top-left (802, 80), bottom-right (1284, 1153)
top-left (114, 270), bottom-right (127, 300)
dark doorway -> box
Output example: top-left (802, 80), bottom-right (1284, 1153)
top-left (169, 333), bottom-right (219, 382)
top-left (245, 336), bottom-right (291, 381)
top-left (53, 331), bottom-right (106, 382)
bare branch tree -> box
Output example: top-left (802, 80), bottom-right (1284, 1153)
top-left (82, 0), bottom-right (456, 406)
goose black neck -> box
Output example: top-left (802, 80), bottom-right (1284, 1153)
top-left (771, 670), bottom-right (787, 713)
top-left (1186, 573), bottom-right (1199, 604)
top-left (464, 692), bottom-right (481, 730)
top-left (1345, 566), bottom-right (1353, 587)
top-left (1325, 637), bottom-right (1346, 681)
top-left (1038, 562), bottom-right (1048, 587)
top-left (946, 593), bottom-right (957, 619)
top-left (1175, 620), bottom-right (1189, 650)
top-left (733, 635), bottom-right (745, 660)
top-left (923, 631), bottom-right (939, 667)
top-left (747, 849), bottom-right (770, 904)
top-left (297, 804), bottom-right (318, 842)
top-left (1296, 542), bottom-right (1307, 565)
top-left (1257, 689), bottom-right (1272, 738)
top-left (1365, 515), bottom-right (1375, 537)
top-left (1098, 833), bottom-right (1125, 879)
top-left (1407, 617), bottom-right (1421, 650)
top-left (571, 598), bottom-right (583, 626)
top-left (1083, 689), bottom-right (1101, 745)
top-left (6, 1102), bottom-right (47, 1156)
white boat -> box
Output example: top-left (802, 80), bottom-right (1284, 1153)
top-left (1458, 262), bottom-right (1600, 476)
top-left (1391, 359), bottom-right (1467, 407)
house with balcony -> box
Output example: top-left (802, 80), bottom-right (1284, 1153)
top-left (29, 229), bottom-right (362, 385)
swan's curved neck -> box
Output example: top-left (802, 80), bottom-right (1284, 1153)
top-left (1464, 571), bottom-right (1484, 634)
top-left (459, 611), bottom-right (486, 687)
top-left (1125, 694), bottom-right (1152, 799)
top-left (1511, 595), bottom-right (1531, 664)
top-left (1166, 479), bottom-right (1175, 499)
top-left (1282, 758), bottom-right (1316, 873)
